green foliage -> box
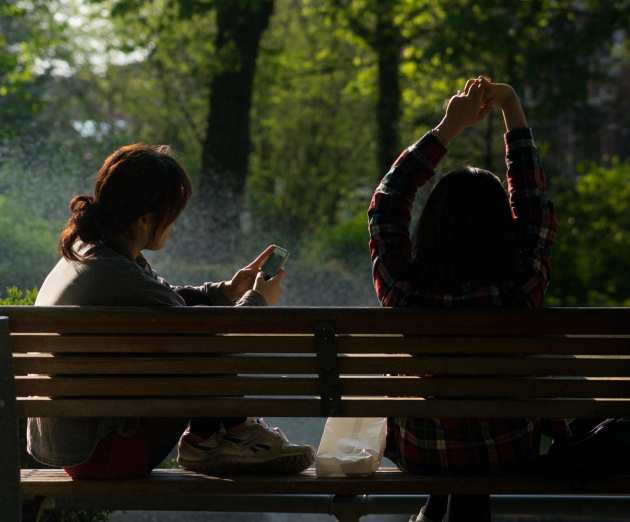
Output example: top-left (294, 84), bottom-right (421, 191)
top-left (0, 1), bottom-right (66, 137)
top-left (303, 211), bottom-right (369, 270)
top-left (548, 160), bottom-right (630, 306)
top-left (0, 287), bottom-right (37, 305)
top-left (247, 1), bottom-right (375, 241)
top-left (0, 196), bottom-right (57, 291)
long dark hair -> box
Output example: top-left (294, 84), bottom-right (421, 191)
top-left (59, 144), bottom-right (192, 261)
top-left (411, 167), bottom-right (518, 293)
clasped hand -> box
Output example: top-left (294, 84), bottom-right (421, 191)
top-left (433, 77), bottom-right (518, 146)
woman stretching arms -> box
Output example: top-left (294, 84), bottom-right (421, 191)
top-left (368, 78), bottom-right (564, 521)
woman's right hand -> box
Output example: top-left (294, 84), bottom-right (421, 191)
top-left (480, 78), bottom-right (527, 130)
top-left (481, 79), bottom-right (517, 109)
top-left (253, 269), bottom-right (285, 305)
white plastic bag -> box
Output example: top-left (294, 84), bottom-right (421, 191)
top-left (315, 417), bottom-right (387, 477)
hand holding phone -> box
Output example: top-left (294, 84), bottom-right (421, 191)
top-left (260, 246), bottom-right (289, 280)
top-left (224, 245), bottom-right (287, 302)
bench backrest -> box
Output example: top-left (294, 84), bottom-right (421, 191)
top-left (2, 306), bottom-right (630, 420)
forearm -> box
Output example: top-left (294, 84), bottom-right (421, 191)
top-left (235, 290), bottom-right (266, 307)
top-left (500, 93), bottom-right (528, 131)
top-left (432, 116), bottom-right (461, 147)
top-left (173, 282), bottom-right (233, 306)
top-left (505, 128), bottom-right (557, 307)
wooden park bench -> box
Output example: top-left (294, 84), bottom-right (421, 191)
top-left (2, 305), bottom-right (630, 521)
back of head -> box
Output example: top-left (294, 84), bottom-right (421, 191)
top-left (59, 144), bottom-right (192, 261)
top-left (411, 167), bottom-right (517, 294)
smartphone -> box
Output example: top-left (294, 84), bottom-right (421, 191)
top-left (261, 246), bottom-right (289, 280)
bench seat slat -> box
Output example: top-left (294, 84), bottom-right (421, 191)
top-left (17, 397), bottom-right (630, 418)
top-left (15, 375), bottom-right (630, 398)
top-left (20, 468), bottom-right (630, 496)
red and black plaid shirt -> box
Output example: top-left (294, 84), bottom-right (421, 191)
top-left (368, 128), bottom-right (564, 474)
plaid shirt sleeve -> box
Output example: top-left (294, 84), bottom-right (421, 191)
top-left (368, 132), bottom-right (446, 307)
top-left (505, 128), bottom-right (558, 308)
top-left (508, 129), bottom-right (568, 442)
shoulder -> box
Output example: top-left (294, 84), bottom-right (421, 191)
top-left (37, 245), bottom-right (184, 306)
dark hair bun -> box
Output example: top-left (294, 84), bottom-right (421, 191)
top-left (68, 195), bottom-right (106, 243)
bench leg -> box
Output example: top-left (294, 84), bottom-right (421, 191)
top-left (1, 317), bottom-right (21, 522)
top-left (21, 497), bottom-right (45, 522)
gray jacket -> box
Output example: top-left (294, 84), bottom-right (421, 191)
top-left (27, 243), bottom-right (264, 467)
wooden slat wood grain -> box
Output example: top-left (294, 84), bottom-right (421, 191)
top-left (337, 336), bottom-right (630, 355)
top-left (10, 334), bottom-right (315, 354)
top-left (3, 306), bottom-right (630, 335)
top-left (15, 376), bottom-right (630, 399)
top-left (16, 397), bottom-right (630, 418)
top-left (13, 353), bottom-right (630, 377)
top-left (15, 376), bottom-right (320, 396)
top-left (17, 397), bottom-right (322, 417)
top-left (13, 334), bottom-right (629, 355)
top-left (12, 355), bottom-right (318, 375)
top-left (337, 355), bottom-right (630, 376)
top-left (340, 377), bottom-right (630, 398)
top-left (19, 468), bottom-right (630, 495)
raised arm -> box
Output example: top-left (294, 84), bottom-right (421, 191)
top-left (485, 82), bottom-right (557, 307)
top-left (368, 133), bottom-right (445, 306)
top-left (368, 79), bottom-right (490, 306)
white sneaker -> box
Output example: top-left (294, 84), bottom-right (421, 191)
top-left (409, 509), bottom-right (438, 522)
top-left (177, 418), bottom-right (315, 475)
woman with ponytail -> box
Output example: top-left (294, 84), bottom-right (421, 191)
top-left (27, 143), bottom-right (314, 480)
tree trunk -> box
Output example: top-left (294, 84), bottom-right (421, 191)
top-left (198, 0), bottom-right (274, 255)
top-left (375, 1), bottom-right (401, 179)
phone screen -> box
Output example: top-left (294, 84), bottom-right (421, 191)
top-left (261, 247), bottom-right (289, 280)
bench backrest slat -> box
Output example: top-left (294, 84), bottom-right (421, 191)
top-left (13, 353), bottom-right (630, 376)
top-left (13, 354), bottom-right (320, 374)
top-left (3, 306), bottom-right (630, 420)
top-left (10, 335), bottom-right (316, 354)
top-left (16, 397), bottom-right (630, 419)
top-left (11, 334), bottom-right (630, 355)
top-left (3, 306), bottom-right (629, 335)
top-left (15, 375), bottom-right (630, 398)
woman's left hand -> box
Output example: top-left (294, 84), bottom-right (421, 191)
top-left (432, 78), bottom-right (494, 146)
top-left (223, 244), bottom-right (275, 302)
top-left (447, 79), bottom-right (491, 128)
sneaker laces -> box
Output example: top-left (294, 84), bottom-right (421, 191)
top-left (246, 417), bottom-right (290, 444)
